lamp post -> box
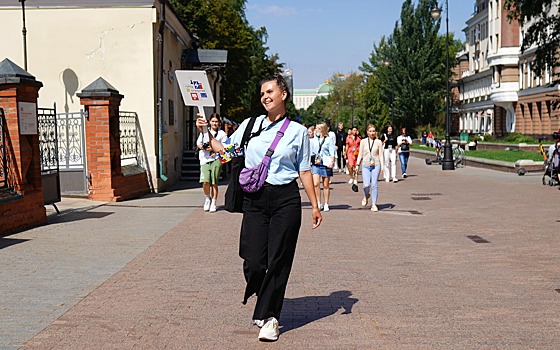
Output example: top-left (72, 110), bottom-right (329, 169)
top-left (431, 0), bottom-right (454, 170)
top-left (19, 0), bottom-right (28, 71)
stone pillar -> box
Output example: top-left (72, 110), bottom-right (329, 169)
top-left (0, 58), bottom-right (46, 235)
top-left (77, 77), bottom-right (124, 201)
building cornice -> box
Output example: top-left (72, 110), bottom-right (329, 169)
top-left (487, 47), bottom-right (520, 67)
top-left (518, 84), bottom-right (560, 97)
top-left (0, 0), bottom-right (155, 9)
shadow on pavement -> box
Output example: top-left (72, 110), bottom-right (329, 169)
top-left (0, 237), bottom-right (30, 250)
top-left (281, 290), bottom-right (358, 333)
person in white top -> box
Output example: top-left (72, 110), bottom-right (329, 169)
top-left (196, 113), bottom-right (228, 212)
top-left (397, 127), bottom-right (413, 178)
top-left (356, 124), bottom-right (384, 212)
top-left (326, 122), bottom-right (338, 170)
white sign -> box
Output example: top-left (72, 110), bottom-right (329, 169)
top-left (175, 70), bottom-right (215, 119)
top-left (18, 102), bottom-right (38, 135)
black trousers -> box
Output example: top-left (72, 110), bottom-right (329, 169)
top-left (240, 180), bottom-right (301, 320)
top-left (337, 147), bottom-right (346, 169)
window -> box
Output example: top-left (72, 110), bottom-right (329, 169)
top-left (168, 99), bottom-right (175, 126)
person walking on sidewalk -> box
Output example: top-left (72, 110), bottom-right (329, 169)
top-left (311, 122), bottom-right (336, 212)
top-left (380, 124), bottom-right (399, 183)
top-left (196, 74), bottom-right (321, 342)
top-left (397, 127), bottom-right (413, 178)
top-left (345, 127), bottom-right (361, 185)
top-left (196, 113), bottom-right (228, 212)
top-left (335, 122), bottom-right (347, 173)
top-left (356, 124), bottom-right (384, 212)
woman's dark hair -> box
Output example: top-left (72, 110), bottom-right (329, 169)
top-left (260, 73), bottom-right (291, 104)
top-left (209, 112), bottom-right (221, 124)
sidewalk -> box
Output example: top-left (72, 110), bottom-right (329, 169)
top-left (2, 157), bottom-right (560, 349)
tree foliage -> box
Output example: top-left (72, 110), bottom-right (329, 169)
top-left (360, 0), bottom-right (462, 134)
top-left (168, 0), bottom-right (284, 121)
top-left (505, 0), bottom-right (560, 84)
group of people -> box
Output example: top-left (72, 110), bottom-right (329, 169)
top-left (195, 73), bottom-right (417, 342)
top-left (307, 121), bottom-right (413, 212)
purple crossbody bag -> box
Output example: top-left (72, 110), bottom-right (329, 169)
top-left (239, 118), bottom-right (291, 193)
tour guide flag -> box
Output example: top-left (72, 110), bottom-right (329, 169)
top-left (175, 70), bottom-right (215, 120)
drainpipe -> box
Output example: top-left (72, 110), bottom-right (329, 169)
top-left (157, 0), bottom-right (168, 182)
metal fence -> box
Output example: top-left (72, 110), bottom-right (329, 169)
top-left (38, 106), bottom-right (59, 174)
top-left (0, 108), bottom-right (7, 189)
top-left (119, 111), bottom-right (146, 170)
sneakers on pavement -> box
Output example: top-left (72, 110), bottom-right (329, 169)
top-left (252, 319), bottom-right (264, 328)
top-left (403, 173), bottom-right (408, 178)
top-left (385, 178), bottom-right (390, 183)
top-left (209, 200), bottom-right (217, 213)
top-left (258, 317), bottom-right (279, 342)
top-left (323, 203), bottom-right (330, 212)
top-left (371, 204), bottom-right (378, 212)
top-left (318, 202), bottom-right (323, 211)
top-left (361, 196), bottom-right (369, 206)
top-left (353, 179), bottom-right (358, 185)
top-left (348, 178), bottom-right (354, 184)
top-left (203, 197), bottom-right (211, 211)
top-left (392, 178), bottom-right (398, 183)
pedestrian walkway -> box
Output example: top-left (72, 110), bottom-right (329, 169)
top-left (2, 157), bottom-right (560, 349)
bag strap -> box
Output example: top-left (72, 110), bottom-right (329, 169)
top-left (264, 118), bottom-right (291, 159)
top-left (240, 117), bottom-right (257, 149)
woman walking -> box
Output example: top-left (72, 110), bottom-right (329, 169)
top-left (345, 127), bottom-right (361, 185)
top-left (356, 124), bottom-right (384, 212)
top-left (196, 74), bottom-right (321, 342)
top-left (380, 125), bottom-right (398, 183)
top-left (311, 122), bottom-right (336, 212)
top-left (397, 127), bottom-right (413, 178)
top-left (196, 113), bottom-right (228, 212)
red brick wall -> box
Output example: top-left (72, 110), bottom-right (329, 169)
top-left (0, 83), bottom-right (47, 235)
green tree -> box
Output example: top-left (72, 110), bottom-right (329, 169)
top-left (169, 0), bottom-right (284, 121)
top-left (360, 0), bottom-right (462, 134)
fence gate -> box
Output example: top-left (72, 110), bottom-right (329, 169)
top-left (56, 110), bottom-right (87, 195)
top-left (38, 106), bottom-right (61, 210)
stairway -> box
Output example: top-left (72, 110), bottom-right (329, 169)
top-left (180, 149), bottom-right (200, 181)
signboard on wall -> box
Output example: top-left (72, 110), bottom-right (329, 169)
top-left (18, 102), bottom-right (38, 135)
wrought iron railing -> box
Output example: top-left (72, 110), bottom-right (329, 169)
top-left (119, 111), bottom-right (146, 170)
top-left (57, 111), bottom-right (86, 170)
top-left (38, 107), bottom-right (59, 174)
top-left (0, 108), bottom-right (7, 189)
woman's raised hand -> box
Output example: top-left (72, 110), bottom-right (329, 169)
top-left (195, 114), bottom-right (208, 132)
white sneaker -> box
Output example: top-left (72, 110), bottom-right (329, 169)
top-left (392, 178), bottom-right (398, 183)
top-left (348, 178), bottom-right (353, 184)
top-left (371, 204), bottom-right (378, 212)
top-left (209, 200), bottom-right (217, 213)
top-left (323, 203), bottom-right (330, 212)
top-left (258, 317), bottom-right (279, 341)
top-left (353, 179), bottom-right (358, 185)
top-left (253, 319), bottom-right (264, 328)
top-left (203, 197), bottom-right (211, 211)
top-left (345, 168), bottom-right (349, 175)
top-left (403, 173), bottom-right (408, 178)
top-left (361, 197), bottom-right (368, 206)
top-left (385, 178), bottom-right (390, 183)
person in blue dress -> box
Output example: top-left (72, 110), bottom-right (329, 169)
top-left (310, 122), bottom-right (336, 212)
top-left (196, 74), bottom-right (321, 342)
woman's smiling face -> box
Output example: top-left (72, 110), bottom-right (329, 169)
top-left (260, 80), bottom-right (286, 113)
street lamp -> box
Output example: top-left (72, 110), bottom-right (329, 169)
top-left (19, 0), bottom-right (28, 71)
top-left (384, 61), bottom-right (395, 125)
top-left (431, 0), bottom-right (454, 171)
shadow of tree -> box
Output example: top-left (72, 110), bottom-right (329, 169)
top-left (280, 290), bottom-right (358, 333)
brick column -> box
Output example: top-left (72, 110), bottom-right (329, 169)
top-left (77, 77), bottom-right (124, 201)
top-left (0, 58), bottom-right (46, 235)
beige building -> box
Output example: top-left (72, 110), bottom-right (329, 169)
top-left (0, 0), bottom-right (223, 192)
top-left (459, 0), bottom-right (520, 136)
top-left (459, 0), bottom-right (559, 137)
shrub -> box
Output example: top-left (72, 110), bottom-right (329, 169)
top-left (502, 132), bottom-right (536, 143)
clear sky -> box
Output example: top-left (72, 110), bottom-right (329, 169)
top-left (246, 0), bottom-right (476, 89)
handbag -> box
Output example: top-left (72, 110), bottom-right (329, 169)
top-left (239, 118), bottom-right (291, 193)
top-left (224, 117), bottom-right (257, 213)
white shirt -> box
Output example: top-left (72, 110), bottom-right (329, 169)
top-left (197, 129), bottom-right (228, 165)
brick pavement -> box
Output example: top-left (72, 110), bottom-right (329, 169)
top-left (2, 157), bottom-right (560, 349)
